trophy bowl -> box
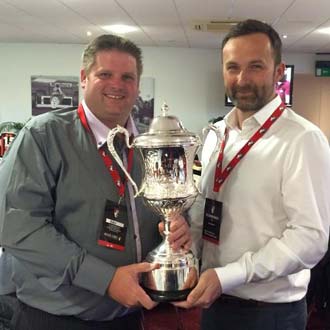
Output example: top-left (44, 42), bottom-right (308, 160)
top-left (107, 103), bottom-right (201, 302)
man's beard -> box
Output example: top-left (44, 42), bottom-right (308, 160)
top-left (227, 84), bottom-right (271, 112)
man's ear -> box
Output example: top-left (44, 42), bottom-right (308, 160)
top-left (80, 69), bottom-right (87, 89)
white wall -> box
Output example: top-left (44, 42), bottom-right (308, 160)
top-left (283, 53), bottom-right (330, 74)
top-left (0, 43), bottom-right (83, 122)
top-left (0, 43), bottom-right (223, 136)
top-left (0, 42), bottom-right (327, 135)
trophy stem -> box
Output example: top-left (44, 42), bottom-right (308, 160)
top-left (163, 216), bottom-right (172, 255)
top-left (142, 212), bottom-right (198, 302)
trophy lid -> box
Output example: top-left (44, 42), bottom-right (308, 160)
top-left (134, 102), bottom-right (201, 147)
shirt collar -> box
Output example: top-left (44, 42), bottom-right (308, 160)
top-left (253, 95), bottom-right (282, 126)
top-left (81, 99), bottom-right (138, 149)
top-left (224, 95), bottom-right (282, 130)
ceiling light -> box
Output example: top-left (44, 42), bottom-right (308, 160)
top-left (318, 27), bottom-right (330, 34)
top-left (86, 31), bottom-right (92, 37)
top-left (103, 24), bottom-right (138, 34)
top-left (282, 35), bottom-right (288, 39)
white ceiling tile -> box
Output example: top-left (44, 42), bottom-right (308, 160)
top-left (174, 0), bottom-right (235, 21)
top-left (284, 0), bottom-right (330, 22)
top-left (117, 0), bottom-right (180, 25)
top-left (232, 0), bottom-right (292, 23)
top-left (0, 0), bottom-right (329, 52)
top-left (59, 0), bottom-right (132, 24)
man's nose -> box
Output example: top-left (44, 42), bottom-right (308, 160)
top-left (237, 70), bottom-right (249, 84)
top-left (109, 76), bottom-right (124, 89)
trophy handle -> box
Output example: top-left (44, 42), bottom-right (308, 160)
top-left (202, 124), bottom-right (222, 157)
top-left (106, 125), bottom-right (139, 196)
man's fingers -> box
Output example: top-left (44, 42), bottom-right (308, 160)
top-left (187, 282), bottom-right (205, 303)
top-left (168, 223), bottom-right (185, 241)
top-left (172, 300), bottom-right (193, 309)
top-left (134, 284), bottom-right (158, 309)
top-left (173, 270), bottom-right (221, 309)
top-left (172, 286), bottom-right (202, 309)
top-left (183, 239), bottom-right (192, 251)
top-left (134, 262), bottom-right (160, 273)
top-left (169, 220), bottom-right (191, 250)
top-left (138, 292), bottom-right (158, 310)
top-left (158, 215), bottom-right (191, 250)
top-left (192, 269), bottom-right (222, 308)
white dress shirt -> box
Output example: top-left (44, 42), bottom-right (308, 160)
top-left (190, 95), bottom-right (330, 302)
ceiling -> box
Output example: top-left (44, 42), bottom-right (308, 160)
top-left (1, 0), bottom-right (330, 54)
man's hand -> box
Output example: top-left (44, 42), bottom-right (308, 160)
top-left (174, 269), bottom-right (222, 309)
top-left (158, 215), bottom-right (191, 251)
top-left (107, 262), bottom-right (159, 310)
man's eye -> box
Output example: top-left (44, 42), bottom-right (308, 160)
top-left (250, 64), bottom-right (263, 70)
top-left (99, 72), bottom-right (111, 79)
top-left (123, 75), bottom-right (135, 81)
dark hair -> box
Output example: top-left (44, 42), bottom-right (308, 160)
top-left (221, 19), bottom-right (282, 65)
top-left (82, 34), bottom-right (143, 77)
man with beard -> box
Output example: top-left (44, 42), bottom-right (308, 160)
top-left (175, 19), bottom-right (330, 330)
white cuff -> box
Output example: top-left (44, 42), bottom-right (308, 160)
top-left (214, 262), bottom-right (247, 293)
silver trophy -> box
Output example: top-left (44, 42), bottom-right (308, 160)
top-left (107, 103), bottom-right (201, 302)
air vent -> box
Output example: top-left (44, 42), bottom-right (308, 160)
top-left (192, 20), bottom-right (240, 32)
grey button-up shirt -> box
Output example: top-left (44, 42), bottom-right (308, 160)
top-left (0, 106), bottom-right (161, 320)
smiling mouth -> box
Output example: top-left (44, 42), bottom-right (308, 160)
top-left (235, 90), bottom-right (255, 98)
top-left (104, 94), bottom-right (124, 100)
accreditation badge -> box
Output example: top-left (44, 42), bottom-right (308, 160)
top-left (98, 200), bottom-right (128, 251)
top-left (202, 198), bottom-right (222, 245)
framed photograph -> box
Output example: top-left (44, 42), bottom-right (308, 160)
top-left (132, 77), bottom-right (154, 133)
top-left (31, 76), bottom-right (79, 116)
top-left (275, 65), bottom-right (294, 107)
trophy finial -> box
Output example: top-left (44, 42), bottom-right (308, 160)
top-left (161, 102), bottom-right (169, 117)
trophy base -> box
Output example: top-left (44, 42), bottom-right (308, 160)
top-left (141, 241), bottom-right (199, 303)
top-left (143, 287), bottom-right (192, 302)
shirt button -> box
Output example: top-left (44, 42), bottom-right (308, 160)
top-left (133, 234), bottom-right (137, 239)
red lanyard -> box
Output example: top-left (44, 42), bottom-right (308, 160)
top-left (213, 103), bottom-right (286, 192)
top-left (77, 104), bottom-right (134, 198)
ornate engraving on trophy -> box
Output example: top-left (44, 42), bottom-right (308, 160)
top-left (143, 147), bottom-right (195, 199)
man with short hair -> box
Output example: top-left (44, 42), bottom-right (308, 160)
top-left (0, 34), bottom-right (191, 329)
top-left (176, 19), bottom-right (330, 330)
